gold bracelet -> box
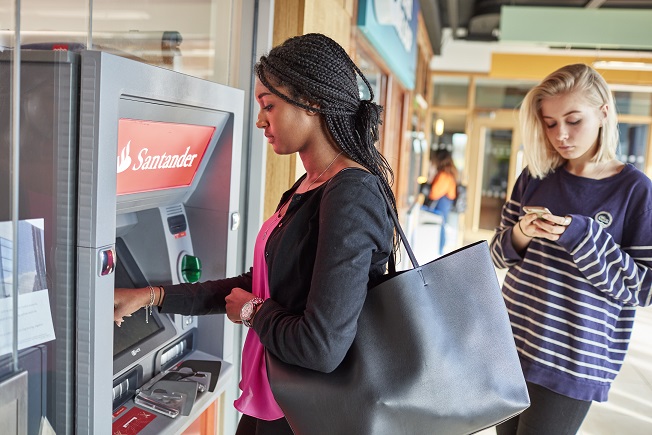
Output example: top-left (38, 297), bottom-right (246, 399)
top-left (518, 219), bottom-right (533, 238)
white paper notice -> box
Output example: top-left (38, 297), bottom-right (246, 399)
top-left (0, 289), bottom-right (56, 355)
top-left (0, 218), bottom-right (56, 356)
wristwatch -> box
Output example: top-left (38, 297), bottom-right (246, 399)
top-left (240, 297), bottom-right (264, 327)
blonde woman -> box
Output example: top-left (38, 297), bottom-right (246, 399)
top-left (490, 64), bottom-right (652, 434)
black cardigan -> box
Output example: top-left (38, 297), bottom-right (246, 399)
top-left (161, 168), bottom-right (393, 372)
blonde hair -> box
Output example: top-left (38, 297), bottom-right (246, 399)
top-left (519, 63), bottom-right (619, 179)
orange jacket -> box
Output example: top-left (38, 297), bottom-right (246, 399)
top-left (428, 171), bottom-right (457, 201)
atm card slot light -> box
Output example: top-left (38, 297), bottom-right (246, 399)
top-left (100, 247), bottom-right (116, 276)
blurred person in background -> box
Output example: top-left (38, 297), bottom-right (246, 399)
top-left (423, 149), bottom-right (458, 255)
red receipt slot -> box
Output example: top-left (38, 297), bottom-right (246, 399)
top-left (116, 119), bottom-right (215, 195)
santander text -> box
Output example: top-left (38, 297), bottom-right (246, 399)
top-left (132, 146), bottom-right (198, 170)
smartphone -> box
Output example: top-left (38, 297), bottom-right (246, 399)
top-left (523, 206), bottom-right (551, 219)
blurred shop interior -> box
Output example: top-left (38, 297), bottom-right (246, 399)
top-left (1, 1), bottom-right (652, 434)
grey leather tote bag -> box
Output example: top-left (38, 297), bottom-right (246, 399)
top-left (266, 189), bottom-right (529, 435)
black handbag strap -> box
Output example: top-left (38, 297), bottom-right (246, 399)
top-left (377, 183), bottom-right (421, 273)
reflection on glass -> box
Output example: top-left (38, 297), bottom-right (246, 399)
top-left (480, 128), bottom-right (511, 231)
top-left (0, 7), bottom-right (17, 378)
top-left (618, 123), bottom-right (648, 171)
top-left (0, 220), bottom-right (46, 299)
top-left (1, 0), bottom-right (232, 82)
top-left (0, 50), bottom-right (77, 434)
top-left (356, 50), bottom-right (385, 154)
top-left (0, 236), bottom-right (11, 298)
top-left (91, 0), bottom-right (219, 78)
top-left (357, 52), bottom-right (382, 101)
top-left (407, 131), bottom-right (427, 202)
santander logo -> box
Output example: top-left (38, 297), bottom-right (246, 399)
top-left (116, 141), bottom-right (199, 174)
top-left (116, 119), bottom-right (215, 195)
top-left (117, 141), bottom-right (133, 173)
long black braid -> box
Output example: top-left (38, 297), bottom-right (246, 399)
top-left (255, 33), bottom-right (398, 242)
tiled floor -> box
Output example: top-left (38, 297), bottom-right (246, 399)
top-left (408, 213), bottom-right (652, 435)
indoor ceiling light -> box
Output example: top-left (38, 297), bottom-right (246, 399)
top-left (435, 119), bottom-right (445, 136)
top-left (593, 60), bottom-right (652, 72)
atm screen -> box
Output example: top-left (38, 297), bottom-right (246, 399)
top-left (116, 119), bottom-right (215, 196)
top-left (113, 263), bottom-right (163, 357)
top-left (113, 237), bottom-right (176, 375)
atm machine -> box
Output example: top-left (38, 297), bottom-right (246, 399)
top-left (0, 49), bottom-right (243, 434)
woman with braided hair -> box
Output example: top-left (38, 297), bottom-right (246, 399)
top-left (114, 33), bottom-right (396, 434)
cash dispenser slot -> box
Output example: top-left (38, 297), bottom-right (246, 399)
top-left (158, 331), bottom-right (196, 372)
top-left (112, 366), bottom-right (142, 411)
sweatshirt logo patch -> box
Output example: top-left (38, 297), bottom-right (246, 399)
top-left (595, 211), bottom-right (613, 227)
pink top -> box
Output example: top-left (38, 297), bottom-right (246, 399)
top-left (233, 211), bottom-right (285, 420)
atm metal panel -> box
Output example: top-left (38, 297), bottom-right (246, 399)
top-left (76, 50), bottom-right (243, 434)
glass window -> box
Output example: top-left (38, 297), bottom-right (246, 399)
top-left (356, 49), bottom-right (387, 149)
top-left (0, 43), bottom-right (79, 433)
top-left (618, 123), bottom-right (649, 171)
top-left (0, 235), bottom-right (13, 297)
top-left (0, 3), bottom-right (19, 427)
top-left (479, 128), bottom-right (512, 231)
top-left (475, 79), bottom-right (536, 110)
top-left (407, 131), bottom-right (428, 203)
top-left (5, 0), bottom-right (235, 83)
top-left (17, 0), bottom-right (89, 38)
top-left (430, 112), bottom-right (467, 179)
top-left (432, 76), bottom-right (469, 107)
top-left (613, 91), bottom-right (652, 116)
top-left (431, 113), bottom-right (466, 148)
top-left (357, 51), bottom-right (383, 102)
top-left (91, 0), bottom-right (232, 80)
top-left (3, 2), bottom-right (244, 433)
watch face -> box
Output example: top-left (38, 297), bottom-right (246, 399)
top-left (241, 301), bottom-right (254, 320)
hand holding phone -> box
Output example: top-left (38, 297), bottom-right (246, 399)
top-left (519, 206), bottom-right (571, 242)
top-left (523, 206), bottom-right (551, 219)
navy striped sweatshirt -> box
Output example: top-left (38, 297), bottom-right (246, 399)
top-left (490, 164), bottom-right (652, 402)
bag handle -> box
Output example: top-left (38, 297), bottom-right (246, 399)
top-left (378, 183), bottom-right (421, 272)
